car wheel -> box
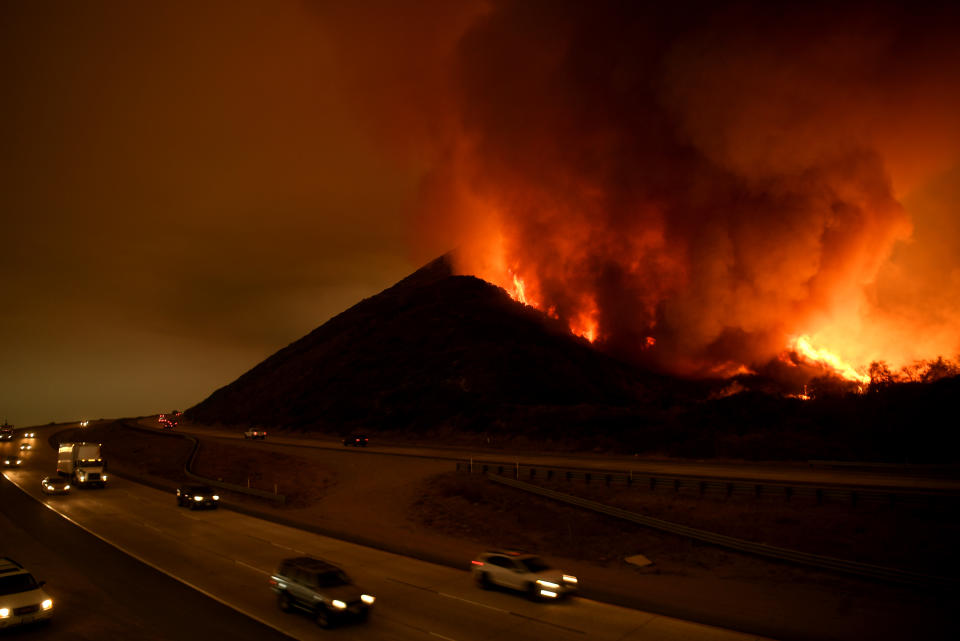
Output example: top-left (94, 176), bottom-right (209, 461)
top-left (314, 606), bottom-right (331, 628)
top-left (278, 592), bottom-right (293, 613)
top-left (477, 572), bottom-right (491, 590)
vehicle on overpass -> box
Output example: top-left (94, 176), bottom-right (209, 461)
top-left (343, 434), bottom-right (368, 447)
top-left (40, 476), bottom-right (70, 495)
top-left (0, 557), bottom-right (53, 629)
top-left (243, 428), bottom-right (267, 440)
top-left (0, 423), bottom-right (12, 442)
top-left (176, 484), bottom-right (220, 510)
top-left (270, 557), bottom-right (374, 628)
top-left (56, 442), bottom-right (108, 488)
top-left (471, 550), bottom-right (578, 600)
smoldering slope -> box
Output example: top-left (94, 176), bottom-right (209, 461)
top-left (322, 1), bottom-right (960, 378)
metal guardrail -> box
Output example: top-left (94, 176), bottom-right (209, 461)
top-left (455, 460), bottom-right (960, 507)
top-left (486, 474), bottom-right (958, 589)
top-left (121, 421), bottom-right (286, 504)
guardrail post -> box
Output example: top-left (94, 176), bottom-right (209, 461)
top-left (547, 469), bottom-right (554, 481)
top-left (784, 486), bottom-right (793, 502)
top-left (585, 473), bottom-right (592, 484)
top-left (850, 490), bottom-right (858, 507)
top-left (816, 488), bottom-right (823, 504)
top-left (755, 484), bottom-right (762, 499)
top-left (605, 474), bottom-right (612, 487)
top-left (674, 479), bottom-right (681, 493)
top-left (726, 482), bottom-right (733, 498)
top-left (699, 481), bottom-right (706, 496)
top-left (566, 471), bottom-right (573, 482)
top-left (530, 468), bottom-right (536, 479)
top-left (649, 477), bottom-right (656, 491)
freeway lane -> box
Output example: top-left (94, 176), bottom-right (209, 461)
top-left (5, 427), bottom-right (772, 641)
top-left (159, 419), bottom-right (960, 493)
top-left (0, 475), bottom-right (292, 641)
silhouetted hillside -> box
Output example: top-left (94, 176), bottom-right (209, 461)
top-left (187, 256), bottom-right (960, 463)
top-left (187, 256), bottom-right (674, 436)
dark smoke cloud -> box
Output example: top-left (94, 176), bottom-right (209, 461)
top-left (317, 1), bottom-right (960, 376)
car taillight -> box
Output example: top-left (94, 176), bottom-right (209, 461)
top-left (471, 560), bottom-right (484, 566)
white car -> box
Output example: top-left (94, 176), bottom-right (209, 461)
top-left (471, 550), bottom-right (577, 600)
top-left (23, 432), bottom-right (36, 439)
top-left (0, 558), bottom-right (53, 629)
top-left (19, 444), bottom-right (31, 451)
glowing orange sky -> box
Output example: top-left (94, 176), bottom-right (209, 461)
top-left (2, 1), bottom-right (958, 425)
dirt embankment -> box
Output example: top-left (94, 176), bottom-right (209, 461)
top-left (412, 472), bottom-right (960, 580)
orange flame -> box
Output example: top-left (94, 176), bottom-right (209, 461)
top-left (791, 335), bottom-right (870, 385)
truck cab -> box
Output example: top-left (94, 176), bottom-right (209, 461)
top-left (57, 442), bottom-right (108, 488)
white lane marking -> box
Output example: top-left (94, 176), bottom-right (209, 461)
top-left (430, 633), bottom-right (459, 640)
top-left (236, 560), bottom-right (271, 575)
top-left (437, 592), bottom-right (509, 613)
top-left (3, 472), bottom-right (301, 641)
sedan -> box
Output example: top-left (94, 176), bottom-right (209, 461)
top-left (19, 443), bottom-right (32, 451)
top-left (2, 457), bottom-right (22, 467)
top-left (471, 550), bottom-right (578, 600)
top-left (23, 431), bottom-right (36, 438)
top-left (41, 476), bottom-right (71, 495)
top-left (176, 484), bottom-right (220, 510)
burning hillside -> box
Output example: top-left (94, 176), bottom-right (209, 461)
top-left (321, 1), bottom-right (960, 388)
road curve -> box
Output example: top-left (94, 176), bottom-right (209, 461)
top-left (4, 425), bottom-right (772, 641)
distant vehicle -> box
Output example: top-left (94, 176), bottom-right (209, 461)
top-left (0, 427), bottom-right (12, 442)
top-left (23, 432), bottom-right (35, 439)
top-left (0, 557), bottom-right (53, 629)
top-left (269, 557), bottom-right (374, 628)
top-left (158, 411), bottom-right (181, 429)
top-left (175, 484), bottom-right (220, 510)
top-left (19, 444), bottom-right (31, 451)
top-left (40, 476), bottom-right (70, 495)
top-left (243, 429), bottom-right (267, 440)
top-left (343, 435), bottom-right (368, 447)
top-left (2, 457), bottom-right (21, 467)
top-left (471, 550), bottom-right (577, 600)
top-left (79, 421), bottom-right (89, 427)
top-left (56, 442), bottom-right (108, 488)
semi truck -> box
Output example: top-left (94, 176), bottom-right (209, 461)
top-left (57, 442), bottom-right (108, 488)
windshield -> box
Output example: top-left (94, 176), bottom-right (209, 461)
top-left (519, 557), bottom-right (552, 573)
top-left (315, 570), bottom-right (351, 587)
top-left (0, 573), bottom-right (39, 595)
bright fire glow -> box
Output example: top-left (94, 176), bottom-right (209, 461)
top-left (791, 336), bottom-right (870, 384)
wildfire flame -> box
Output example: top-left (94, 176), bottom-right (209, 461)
top-left (790, 336), bottom-right (870, 385)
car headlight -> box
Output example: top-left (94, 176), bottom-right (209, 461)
top-left (331, 600), bottom-right (346, 610)
top-left (212, 495), bottom-right (219, 500)
top-left (102, 474), bottom-right (108, 481)
top-left (562, 574), bottom-right (578, 584)
top-left (361, 594), bottom-right (375, 605)
top-left (536, 579), bottom-right (560, 589)
top-left (41, 599), bottom-right (53, 610)
top-left (539, 589), bottom-right (559, 598)
top-left (0, 607), bottom-right (8, 617)
top-left (15, 460), bottom-right (21, 465)
top-left (64, 485), bottom-right (70, 490)
top-left (194, 496), bottom-right (203, 501)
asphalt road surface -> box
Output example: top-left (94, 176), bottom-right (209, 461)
top-left (3, 427), bottom-right (771, 641)
top-left (0, 473), bottom-right (293, 641)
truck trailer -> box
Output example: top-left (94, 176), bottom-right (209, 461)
top-left (57, 442), bottom-right (108, 488)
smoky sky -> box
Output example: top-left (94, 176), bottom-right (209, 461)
top-left (3, 1), bottom-right (959, 425)
top-left (387, 0), bottom-right (960, 376)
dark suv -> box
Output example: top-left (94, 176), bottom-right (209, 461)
top-left (175, 484), bottom-right (220, 510)
top-left (269, 557), bottom-right (374, 628)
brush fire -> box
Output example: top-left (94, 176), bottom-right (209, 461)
top-left (324, 1), bottom-right (960, 392)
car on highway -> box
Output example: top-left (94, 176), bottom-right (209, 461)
top-left (471, 550), bottom-right (578, 600)
top-left (243, 428), bottom-right (267, 440)
top-left (40, 476), bottom-right (70, 495)
top-left (79, 421), bottom-right (89, 427)
top-left (2, 457), bottom-right (22, 467)
top-left (175, 484), bottom-right (220, 510)
top-left (0, 557), bottom-right (53, 629)
top-left (342, 434), bottom-right (368, 447)
top-left (23, 431), bottom-right (36, 439)
top-left (19, 443), bottom-right (32, 451)
top-left (0, 430), bottom-right (12, 442)
top-left (269, 557), bottom-right (374, 628)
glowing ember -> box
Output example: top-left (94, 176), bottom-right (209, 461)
top-left (791, 336), bottom-right (870, 385)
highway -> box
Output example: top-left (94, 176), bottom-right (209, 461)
top-left (2, 427), bottom-right (772, 641)
top-left (166, 421), bottom-right (960, 493)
